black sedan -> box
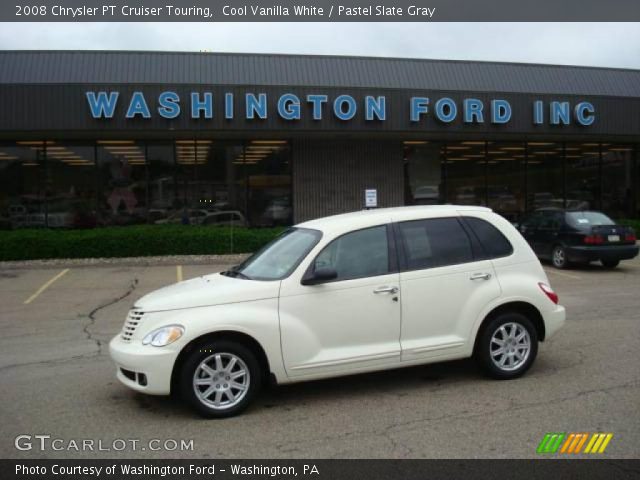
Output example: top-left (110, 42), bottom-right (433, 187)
top-left (516, 209), bottom-right (638, 269)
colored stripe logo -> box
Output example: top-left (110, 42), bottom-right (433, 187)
top-left (537, 433), bottom-right (613, 454)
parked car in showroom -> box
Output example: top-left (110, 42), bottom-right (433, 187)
top-left (412, 185), bottom-right (440, 205)
top-left (154, 209), bottom-right (210, 225)
top-left (516, 208), bottom-right (638, 269)
top-left (260, 198), bottom-right (292, 226)
top-left (110, 205), bottom-right (565, 417)
top-left (201, 210), bottom-right (248, 227)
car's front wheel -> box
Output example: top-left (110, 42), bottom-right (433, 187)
top-left (180, 340), bottom-right (262, 418)
top-left (476, 313), bottom-right (538, 379)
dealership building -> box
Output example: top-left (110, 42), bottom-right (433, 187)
top-left (0, 50), bottom-right (638, 229)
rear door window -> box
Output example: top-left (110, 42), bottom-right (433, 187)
top-left (398, 217), bottom-right (473, 270)
top-left (538, 211), bottom-right (563, 230)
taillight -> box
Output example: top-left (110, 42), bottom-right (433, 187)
top-left (625, 233), bottom-right (637, 242)
top-left (539, 282), bottom-right (559, 305)
top-left (584, 234), bottom-right (604, 245)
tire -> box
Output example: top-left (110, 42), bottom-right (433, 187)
top-left (601, 259), bottom-right (619, 269)
top-left (180, 340), bottom-right (262, 418)
top-left (476, 312), bottom-right (538, 380)
top-left (551, 245), bottom-right (569, 269)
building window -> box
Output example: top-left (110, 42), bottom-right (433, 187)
top-left (486, 142), bottom-right (525, 222)
top-left (178, 140), bottom-right (243, 223)
top-left (243, 140), bottom-right (292, 227)
top-left (0, 141), bottom-right (47, 229)
top-left (526, 142), bottom-right (564, 211)
top-left (636, 146), bottom-right (640, 219)
top-left (564, 142), bottom-right (600, 211)
top-left (96, 140), bottom-right (146, 226)
top-left (403, 141), bottom-right (442, 206)
top-left (602, 144), bottom-right (634, 219)
top-left (444, 141), bottom-right (487, 206)
top-left (46, 142), bottom-right (97, 228)
top-left (172, 139), bottom-right (293, 227)
top-left (146, 142), bottom-right (177, 223)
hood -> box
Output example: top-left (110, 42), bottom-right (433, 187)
top-left (134, 272), bottom-right (280, 312)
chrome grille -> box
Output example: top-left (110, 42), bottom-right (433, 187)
top-left (121, 310), bottom-right (145, 342)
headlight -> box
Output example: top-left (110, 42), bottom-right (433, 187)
top-left (142, 325), bottom-right (184, 347)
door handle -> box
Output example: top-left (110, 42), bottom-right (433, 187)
top-left (470, 273), bottom-right (492, 281)
top-left (373, 286), bottom-right (399, 294)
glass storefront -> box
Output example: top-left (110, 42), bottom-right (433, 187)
top-left (405, 140), bottom-right (638, 222)
top-left (0, 139), bottom-right (292, 229)
top-left (0, 139), bottom-right (637, 230)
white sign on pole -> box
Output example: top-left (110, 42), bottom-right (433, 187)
top-left (365, 189), bottom-right (378, 208)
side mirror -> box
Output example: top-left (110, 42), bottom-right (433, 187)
top-left (301, 267), bottom-right (338, 286)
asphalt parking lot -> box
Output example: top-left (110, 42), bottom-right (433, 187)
top-left (1, 255), bottom-right (639, 459)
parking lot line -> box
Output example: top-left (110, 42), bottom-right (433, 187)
top-left (23, 268), bottom-right (70, 304)
top-left (176, 265), bottom-right (183, 283)
top-left (543, 268), bottom-right (581, 280)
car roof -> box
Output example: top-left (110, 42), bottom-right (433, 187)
top-left (297, 205), bottom-right (492, 235)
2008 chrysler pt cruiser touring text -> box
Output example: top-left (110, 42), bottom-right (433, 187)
top-left (109, 205), bottom-right (565, 417)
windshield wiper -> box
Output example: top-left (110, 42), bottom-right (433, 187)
top-left (221, 268), bottom-right (252, 280)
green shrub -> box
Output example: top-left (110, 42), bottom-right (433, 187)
top-left (619, 219), bottom-right (640, 232)
top-left (0, 225), bottom-right (285, 261)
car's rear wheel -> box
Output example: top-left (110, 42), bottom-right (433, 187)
top-left (601, 259), bottom-right (619, 269)
top-left (180, 340), bottom-right (262, 418)
top-left (476, 312), bottom-right (538, 379)
top-left (551, 245), bottom-right (569, 269)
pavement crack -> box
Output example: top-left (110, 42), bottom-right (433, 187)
top-left (0, 278), bottom-right (139, 373)
top-left (83, 277), bottom-right (138, 355)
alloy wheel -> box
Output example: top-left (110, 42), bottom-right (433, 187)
top-left (552, 247), bottom-right (566, 268)
top-left (193, 352), bottom-right (250, 410)
top-left (489, 322), bottom-right (531, 372)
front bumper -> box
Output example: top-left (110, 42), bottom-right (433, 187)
top-left (109, 335), bottom-right (178, 395)
top-left (566, 244), bottom-right (639, 263)
top-left (544, 304), bottom-right (566, 340)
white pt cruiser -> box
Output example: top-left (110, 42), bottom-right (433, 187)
top-left (110, 205), bottom-right (565, 417)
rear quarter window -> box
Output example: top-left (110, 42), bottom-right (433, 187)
top-left (463, 217), bottom-right (514, 259)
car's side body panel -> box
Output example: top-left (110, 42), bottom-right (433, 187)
top-left (398, 258), bottom-right (500, 362)
top-left (110, 298), bottom-right (286, 393)
top-left (278, 272), bottom-right (402, 378)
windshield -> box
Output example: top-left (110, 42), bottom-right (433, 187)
top-left (566, 211), bottom-right (615, 228)
top-left (224, 228), bottom-right (322, 281)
